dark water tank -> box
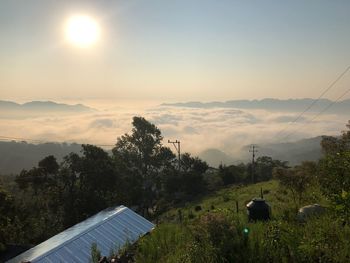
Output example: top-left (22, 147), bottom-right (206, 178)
top-left (246, 198), bottom-right (271, 221)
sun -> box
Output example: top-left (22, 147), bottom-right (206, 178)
top-left (65, 15), bottom-right (100, 48)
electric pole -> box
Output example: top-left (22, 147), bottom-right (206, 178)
top-left (168, 139), bottom-right (181, 171)
top-left (249, 144), bottom-right (258, 184)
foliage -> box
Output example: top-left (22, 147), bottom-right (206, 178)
top-left (0, 181), bottom-right (15, 252)
top-left (90, 243), bottom-right (102, 263)
top-left (255, 156), bottom-right (289, 182)
top-left (218, 157), bottom-right (287, 187)
top-left (4, 118), bottom-right (350, 263)
top-left (218, 163), bottom-right (247, 185)
top-left (1, 116), bottom-right (211, 248)
top-left (135, 224), bottom-right (192, 263)
top-left (319, 121), bottom-right (350, 222)
top-left (273, 161), bottom-right (316, 209)
top-left (136, 180), bottom-right (350, 263)
top-left (112, 116), bottom-right (177, 216)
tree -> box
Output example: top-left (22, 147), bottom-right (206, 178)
top-left (321, 120), bottom-right (350, 155)
top-left (180, 153), bottom-right (208, 195)
top-left (14, 146), bottom-right (120, 230)
top-left (15, 155), bottom-right (59, 194)
top-left (112, 116), bottom-right (176, 216)
top-left (0, 181), bottom-right (15, 252)
top-left (318, 121), bottom-right (350, 221)
top-left (58, 145), bottom-right (118, 226)
top-left (255, 156), bottom-right (289, 182)
top-left (14, 155), bottom-right (63, 241)
top-left (273, 161), bottom-right (316, 210)
top-left (218, 164), bottom-right (247, 186)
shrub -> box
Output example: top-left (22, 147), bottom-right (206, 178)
top-left (190, 212), bottom-right (249, 262)
top-left (135, 224), bottom-right (191, 263)
top-left (263, 189), bottom-right (270, 195)
top-left (188, 210), bottom-right (195, 219)
top-left (90, 243), bottom-right (101, 263)
top-left (194, 205), bottom-right (202, 212)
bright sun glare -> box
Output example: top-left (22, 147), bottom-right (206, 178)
top-left (65, 15), bottom-right (100, 48)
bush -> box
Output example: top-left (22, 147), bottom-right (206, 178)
top-left (90, 243), bottom-right (101, 263)
top-left (190, 212), bottom-right (249, 262)
top-left (188, 210), bottom-right (195, 219)
top-left (263, 189), bottom-right (270, 195)
top-left (135, 224), bottom-right (191, 263)
top-left (194, 205), bottom-right (202, 212)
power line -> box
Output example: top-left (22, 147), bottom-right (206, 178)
top-left (275, 65), bottom-right (350, 139)
top-left (283, 85), bottom-right (350, 141)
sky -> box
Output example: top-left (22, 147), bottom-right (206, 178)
top-left (1, 0), bottom-right (350, 102)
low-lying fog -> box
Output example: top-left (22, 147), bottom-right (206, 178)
top-left (0, 99), bottom-right (347, 159)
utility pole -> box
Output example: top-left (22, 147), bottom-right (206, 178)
top-left (249, 144), bottom-right (258, 184)
top-left (168, 139), bottom-right (181, 171)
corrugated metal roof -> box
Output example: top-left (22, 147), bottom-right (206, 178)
top-left (8, 205), bottom-right (154, 263)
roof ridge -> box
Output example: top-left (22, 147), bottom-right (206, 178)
top-left (35, 206), bottom-right (127, 261)
top-left (13, 205), bottom-right (127, 262)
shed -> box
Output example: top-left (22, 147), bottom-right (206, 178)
top-left (7, 205), bottom-right (155, 263)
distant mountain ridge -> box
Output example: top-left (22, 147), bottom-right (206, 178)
top-left (199, 136), bottom-right (323, 167)
top-left (162, 98), bottom-right (350, 114)
top-left (0, 100), bottom-right (94, 112)
top-left (0, 141), bottom-right (82, 175)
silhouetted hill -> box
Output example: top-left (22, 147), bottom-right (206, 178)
top-left (0, 141), bottom-right (82, 175)
top-left (0, 100), bottom-right (93, 113)
top-left (199, 136), bottom-right (323, 167)
top-left (162, 98), bottom-right (350, 114)
top-left (198, 148), bottom-right (235, 167)
top-left (241, 136), bottom-right (323, 166)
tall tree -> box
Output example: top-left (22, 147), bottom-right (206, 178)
top-left (112, 116), bottom-right (176, 216)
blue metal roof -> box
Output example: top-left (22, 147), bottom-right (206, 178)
top-left (8, 205), bottom-right (154, 263)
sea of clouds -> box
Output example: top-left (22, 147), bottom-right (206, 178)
top-left (0, 102), bottom-right (348, 158)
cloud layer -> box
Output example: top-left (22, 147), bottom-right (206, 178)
top-left (0, 103), bottom-right (348, 159)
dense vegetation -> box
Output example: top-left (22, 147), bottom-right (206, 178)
top-left (131, 121), bottom-right (350, 262)
top-left (0, 118), bottom-right (349, 262)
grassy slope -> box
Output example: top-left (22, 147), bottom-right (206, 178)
top-left (135, 181), bottom-right (349, 262)
top-left (161, 180), bottom-right (327, 223)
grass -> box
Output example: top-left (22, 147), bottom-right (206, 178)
top-left (134, 180), bottom-right (347, 262)
top-left (160, 180), bottom-right (328, 223)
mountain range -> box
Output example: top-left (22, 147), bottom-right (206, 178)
top-left (162, 98), bottom-right (350, 114)
top-left (0, 100), bottom-right (93, 113)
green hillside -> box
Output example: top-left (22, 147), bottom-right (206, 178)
top-left (160, 180), bottom-right (326, 223)
top-left (132, 180), bottom-right (350, 263)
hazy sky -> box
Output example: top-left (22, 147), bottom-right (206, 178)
top-left (1, 0), bottom-right (350, 102)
